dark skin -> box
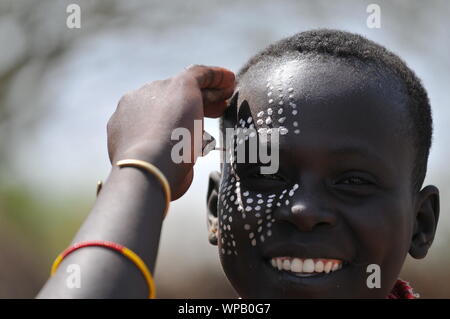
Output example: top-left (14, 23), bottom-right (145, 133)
top-left (206, 57), bottom-right (440, 298)
top-left (37, 65), bottom-right (235, 298)
top-left (37, 58), bottom-right (439, 298)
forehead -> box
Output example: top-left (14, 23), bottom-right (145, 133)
top-left (234, 57), bottom-right (414, 176)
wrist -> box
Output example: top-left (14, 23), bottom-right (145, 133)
top-left (113, 142), bottom-right (188, 194)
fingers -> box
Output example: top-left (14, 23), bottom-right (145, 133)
top-left (182, 64), bottom-right (236, 118)
top-left (202, 85), bottom-right (235, 118)
top-left (184, 65), bottom-right (235, 90)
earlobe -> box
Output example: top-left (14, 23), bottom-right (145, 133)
top-left (409, 185), bottom-right (440, 259)
top-left (206, 171), bottom-right (221, 246)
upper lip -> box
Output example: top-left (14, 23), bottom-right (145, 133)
top-left (262, 242), bottom-right (351, 263)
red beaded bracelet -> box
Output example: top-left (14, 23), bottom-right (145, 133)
top-left (51, 240), bottom-right (156, 298)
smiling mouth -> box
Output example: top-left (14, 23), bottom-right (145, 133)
top-left (269, 257), bottom-right (344, 277)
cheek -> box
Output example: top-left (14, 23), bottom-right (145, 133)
top-left (218, 163), bottom-right (300, 257)
top-left (347, 197), bottom-right (411, 281)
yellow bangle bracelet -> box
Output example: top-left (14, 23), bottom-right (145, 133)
top-left (116, 159), bottom-right (171, 219)
top-left (50, 240), bottom-right (156, 299)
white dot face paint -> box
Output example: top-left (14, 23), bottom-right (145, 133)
top-left (217, 62), bottom-right (305, 256)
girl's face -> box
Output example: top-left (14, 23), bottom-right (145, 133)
top-left (207, 57), bottom-right (429, 298)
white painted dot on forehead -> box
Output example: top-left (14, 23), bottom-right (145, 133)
top-left (257, 111), bottom-right (264, 117)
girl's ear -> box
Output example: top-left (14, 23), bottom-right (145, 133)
top-left (206, 171), bottom-right (221, 246)
top-left (409, 185), bottom-right (440, 259)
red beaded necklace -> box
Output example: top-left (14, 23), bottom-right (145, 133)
top-left (387, 279), bottom-right (418, 299)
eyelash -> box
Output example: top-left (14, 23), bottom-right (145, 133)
top-left (335, 176), bottom-right (373, 185)
top-left (243, 170), bottom-right (374, 191)
top-left (248, 172), bottom-right (285, 181)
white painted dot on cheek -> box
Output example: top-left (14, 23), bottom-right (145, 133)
top-left (279, 127), bottom-right (288, 135)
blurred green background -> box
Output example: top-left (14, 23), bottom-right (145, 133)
top-left (0, 0), bottom-right (449, 298)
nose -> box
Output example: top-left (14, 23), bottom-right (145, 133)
top-left (275, 194), bottom-right (338, 232)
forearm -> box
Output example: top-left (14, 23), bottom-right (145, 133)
top-left (37, 162), bottom-right (165, 298)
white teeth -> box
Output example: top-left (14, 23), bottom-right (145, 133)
top-left (315, 260), bottom-right (324, 273)
top-left (324, 261), bottom-right (332, 273)
top-left (276, 258), bottom-right (283, 271)
top-left (303, 259), bottom-right (315, 273)
top-left (271, 259), bottom-right (277, 268)
top-left (291, 258), bottom-right (303, 272)
top-left (270, 257), bottom-right (344, 276)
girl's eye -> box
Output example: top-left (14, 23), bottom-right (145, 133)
top-left (338, 176), bottom-right (372, 185)
top-left (248, 172), bottom-right (285, 181)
